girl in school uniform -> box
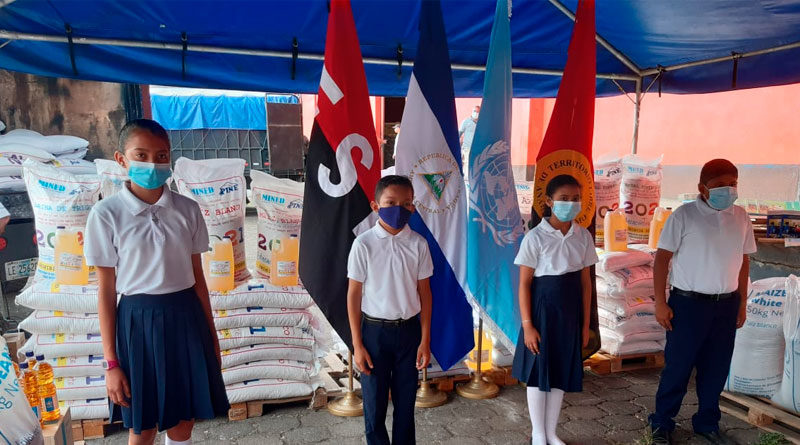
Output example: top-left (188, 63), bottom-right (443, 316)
top-left (84, 119), bottom-right (229, 445)
top-left (512, 174), bottom-right (598, 445)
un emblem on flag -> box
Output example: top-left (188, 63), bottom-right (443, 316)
top-left (410, 152), bottom-right (462, 216)
top-left (468, 140), bottom-right (524, 247)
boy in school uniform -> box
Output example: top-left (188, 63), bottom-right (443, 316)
top-left (347, 175), bottom-right (433, 445)
top-left (648, 159), bottom-right (756, 445)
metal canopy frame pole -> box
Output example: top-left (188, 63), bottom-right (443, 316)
top-left (631, 77), bottom-right (642, 154)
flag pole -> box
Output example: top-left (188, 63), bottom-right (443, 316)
top-left (456, 318), bottom-right (499, 399)
top-left (327, 350), bottom-right (364, 417)
top-left (416, 366), bottom-right (448, 408)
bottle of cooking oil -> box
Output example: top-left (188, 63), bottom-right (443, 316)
top-left (19, 362), bottom-right (42, 425)
top-left (25, 351), bottom-right (37, 370)
top-left (604, 209), bottom-right (628, 252)
top-left (270, 235), bottom-right (299, 286)
top-left (464, 329), bottom-right (493, 372)
top-left (13, 361), bottom-right (20, 379)
top-left (648, 207), bottom-right (673, 249)
top-left (35, 354), bottom-right (60, 422)
top-left (54, 226), bottom-right (90, 285)
top-left (203, 236), bottom-right (235, 292)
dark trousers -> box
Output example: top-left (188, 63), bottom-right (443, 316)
top-left (360, 316), bottom-right (421, 445)
top-left (649, 292), bottom-right (739, 433)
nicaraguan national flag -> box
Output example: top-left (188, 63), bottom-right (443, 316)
top-left (467, 0), bottom-right (524, 347)
top-left (395, 0), bottom-right (474, 371)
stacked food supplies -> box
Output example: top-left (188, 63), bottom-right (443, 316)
top-left (16, 159), bottom-right (109, 420)
top-left (0, 129), bottom-right (96, 192)
top-left (596, 246), bottom-right (666, 355)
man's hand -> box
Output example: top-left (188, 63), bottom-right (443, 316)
top-left (655, 301), bottom-right (674, 331)
top-left (353, 344), bottom-right (374, 375)
top-left (106, 367), bottom-right (131, 408)
top-left (416, 341), bottom-right (431, 370)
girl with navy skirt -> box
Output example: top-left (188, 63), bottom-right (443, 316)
top-left (84, 119), bottom-right (229, 445)
top-left (512, 175), bottom-right (598, 445)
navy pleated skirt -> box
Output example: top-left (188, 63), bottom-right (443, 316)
top-left (512, 270), bottom-right (583, 393)
top-left (112, 288), bottom-right (230, 433)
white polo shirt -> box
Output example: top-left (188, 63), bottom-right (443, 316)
top-left (515, 218), bottom-right (598, 277)
top-left (347, 222), bottom-right (434, 320)
top-left (658, 197), bottom-right (757, 294)
top-left (84, 184), bottom-right (209, 296)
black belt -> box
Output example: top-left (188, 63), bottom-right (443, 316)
top-left (362, 313), bottom-right (419, 326)
top-left (671, 287), bottom-right (738, 301)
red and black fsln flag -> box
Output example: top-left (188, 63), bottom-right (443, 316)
top-left (299, 0), bottom-right (381, 350)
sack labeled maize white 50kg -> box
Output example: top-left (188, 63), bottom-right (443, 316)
top-left (620, 155), bottom-right (663, 243)
top-left (23, 160), bottom-right (101, 282)
top-left (250, 171), bottom-right (303, 280)
top-left (771, 275), bottom-right (800, 413)
top-left (725, 277), bottom-right (786, 397)
top-left (594, 156), bottom-right (622, 245)
top-left (174, 158), bottom-right (251, 283)
top-left (0, 337), bottom-right (43, 445)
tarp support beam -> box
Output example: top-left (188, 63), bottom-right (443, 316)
top-left (631, 77), bottom-right (641, 155)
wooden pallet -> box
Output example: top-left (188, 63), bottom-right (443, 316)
top-left (423, 366), bottom-right (517, 392)
top-left (720, 392), bottom-right (800, 443)
top-left (583, 351), bottom-right (665, 375)
top-left (71, 418), bottom-right (120, 441)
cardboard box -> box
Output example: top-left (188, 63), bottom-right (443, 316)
top-left (767, 211), bottom-right (800, 238)
top-left (2, 332), bottom-right (25, 360)
top-left (42, 407), bottom-right (74, 445)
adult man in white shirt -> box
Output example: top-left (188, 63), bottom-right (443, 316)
top-left (648, 159), bottom-right (756, 445)
top-left (459, 105), bottom-right (480, 169)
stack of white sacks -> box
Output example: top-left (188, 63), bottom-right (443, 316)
top-left (596, 246), bottom-right (666, 356)
top-left (210, 282), bottom-right (320, 403)
top-left (16, 159), bottom-right (118, 420)
top-left (0, 129), bottom-right (96, 192)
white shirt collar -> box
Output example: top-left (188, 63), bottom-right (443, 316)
top-left (695, 194), bottom-right (735, 216)
top-left (539, 217), bottom-right (576, 238)
top-left (374, 221), bottom-right (412, 239)
top-left (119, 183), bottom-right (173, 216)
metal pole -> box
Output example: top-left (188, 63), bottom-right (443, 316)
top-left (0, 30), bottom-right (639, 82)
top-left (476, 318), bottom-right (484, 378)
top-left (631, 77), bottom-right (642, 155)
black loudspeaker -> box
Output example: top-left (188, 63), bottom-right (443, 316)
top-left (266, 102), bottom-right (304, 172)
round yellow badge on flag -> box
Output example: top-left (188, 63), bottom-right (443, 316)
top-left (533, 149), bottom-right (595, 228)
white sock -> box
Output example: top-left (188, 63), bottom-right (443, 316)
top-left (545, 388), bottom-right (566, 445)
top-left (527, 387), bottom-right (547, 445)
top-left (165, 437), bottom-right (192, 445)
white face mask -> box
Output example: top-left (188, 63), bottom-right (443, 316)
top-left (471, 111), bottom-right (479, 120)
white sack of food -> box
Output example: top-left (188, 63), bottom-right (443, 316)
top-left (596, 278), bottom-right (658, 300)
top-left (250, 171), bottom-right (303, 280)
top-left (598, 307), bottom-right (662, 337)
top-left (0, 175), bottom-right (27, 191)
top-left (213, 306), bottom-right (311, 330)
top-left (93, 159), bottom-right (128, 198)
top-left (47, 354), bottom-right (105, 378)
top-left (54, 375), bottom-right (107, 400)
top-left (0, 156), bottom-right (26, 177)
top-left (221, 359), bottom-right (314, 386)
top-left (15, 282), bottom-right (100, 312)
top-left (596, 248), bottom-right (654, 273)
top-left (54, 148), bottom-right (89, 160)
top-left (221, 343), bottom-right (314, 369)
top-left (210, 280), bottom-right (313, 310)
top-left (0, 143), bottom-right (56, 163)
top-left (771, 275), bottom-right (800, 412)
top-left (173, 158), bottom-right (250, 282)
top-left (60, 398), bottom-right (109, 421)
top-left (620, 155), bottom-right (663, 243)
top-left (599, 326), bottom-right (665, 344)
top-left (19, 310), bottom-right (99, 335)
top-left (597, 293), bottom-right (656, 317)
top-left (225, 379), bottom-right (313, 403)
top-left (594, 156), bottom-right (622, 245)
top-left (217, 326), bottom-right (314, 350)
top-left (20, 333), bottom-right (103, 359)
top-left (50, 159), bottom-right (96, 175)
top-left (23, 160), bottom-right (101, 282)
top-left (601, 338), bottom-right (665, 356)
top-left (0, 336), bottom-right (43, 445)
top-left (597, 265), bottom-right (654, 290)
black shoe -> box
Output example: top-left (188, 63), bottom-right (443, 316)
top-left (651, 428), bottom-right (672, 445)
top-left (696, 430), bottom-right (737, 445)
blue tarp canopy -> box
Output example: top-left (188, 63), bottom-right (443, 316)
top-left (1, 1), bottom-right (799, 97)
top-left (149, 86), bottom-right (299, 130)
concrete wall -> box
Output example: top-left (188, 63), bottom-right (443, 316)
top-left (0, 70), bottom-right (127, 159)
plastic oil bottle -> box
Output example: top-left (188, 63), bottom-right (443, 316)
top-left (54, 226), bottom-right (90, 285)
top-left (270, 235), bottom-right (299, 287)
top-left (35, 354), bottom-right (60, 422)
top-left (19, 362), bottom-right (42, 425)
top-left (648, 207), bottom-right (673, 249)
top-left (25, 351), bottom-right (37, 369)
top-left (465, 329), bottom-right (493, 372)
top-left (604, 208), bottom-right (628, 252)
top-left (13, 361), bottom-right (20, 379)
top-left (203, 236), bottom-right (235, 292)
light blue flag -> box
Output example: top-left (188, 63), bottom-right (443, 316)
top-left (467, 0), bottom-right (524, 346)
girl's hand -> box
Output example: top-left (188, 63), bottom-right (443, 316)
top-left (523, 325), bottom-right (540, 354)
top-left (106, 367), bottom-right (131, 408)
top-left (582, 325), bottom-right (591, 348)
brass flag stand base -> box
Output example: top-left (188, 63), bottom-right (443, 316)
top-left (415, 368), bottom-right (448, 408)
top-left (327, 351), bottom-right (364, 417)
top-left (456, 318), bottom-right (499, 400)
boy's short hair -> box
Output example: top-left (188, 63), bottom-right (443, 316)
top-left (375, 175), bottom-right (414, 201)
top-left (118, 119), bottom-right (170, 152)
top-left (700, 159), bottom-right (738, 185)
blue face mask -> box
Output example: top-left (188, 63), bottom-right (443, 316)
top-left (552, 201), bottom-right (581, 222)
top-left (378, 205), bottom-right (413, 230)
top-left (706, 186), bottom-right (737, 211)
top-left (127, 160), bottom-right (171, 190)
